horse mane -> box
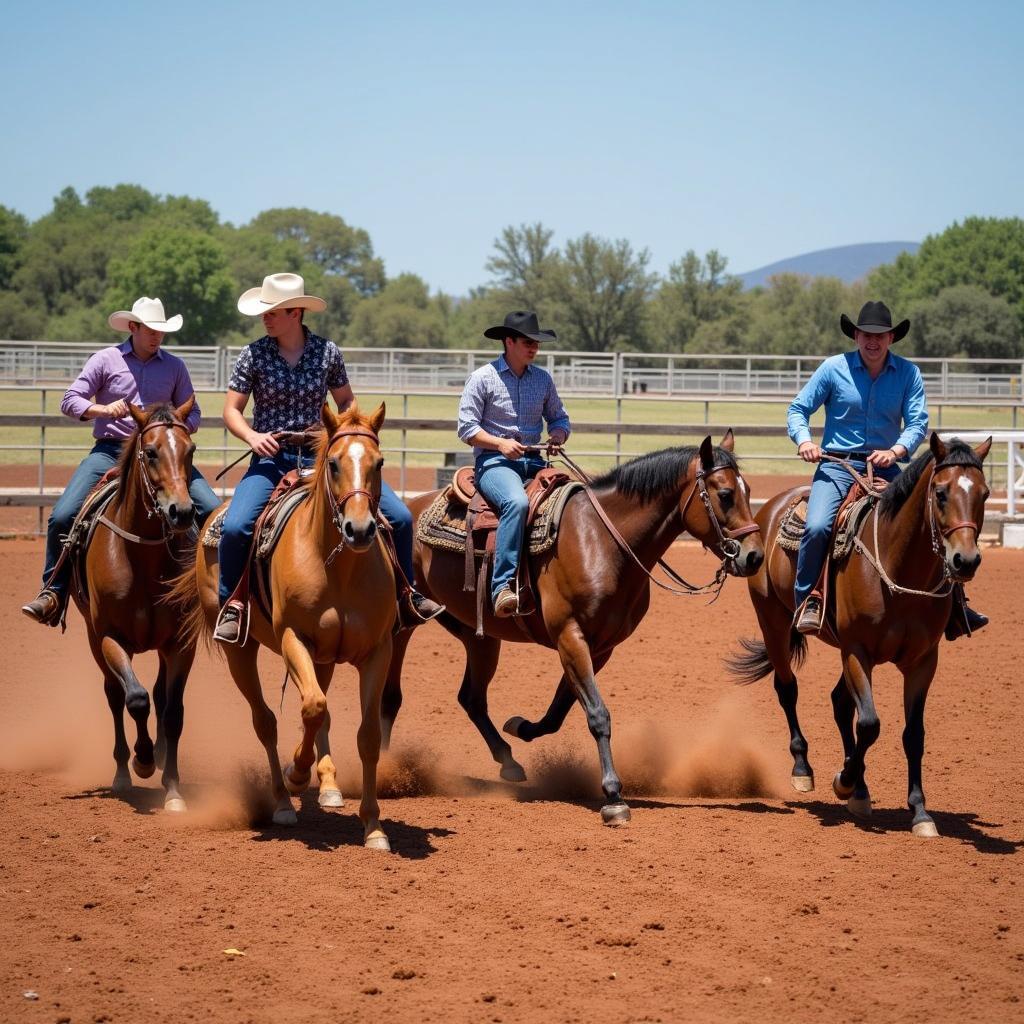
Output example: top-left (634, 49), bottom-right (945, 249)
top-left (591, 445), bottom-right (738, 502)
top-left (878, 440), bottom-right (984, 520)
top-left (116, 402), bottom-right (182, 504)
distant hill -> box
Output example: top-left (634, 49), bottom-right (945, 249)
top-left (738, 241), bottom-right (920, 290)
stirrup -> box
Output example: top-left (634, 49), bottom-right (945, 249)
top-left (794, 594), bottom-right (824, 635)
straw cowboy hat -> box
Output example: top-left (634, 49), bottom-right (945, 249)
top-left (237, 273), bottom-right (327, 316)
top-left (107, 297), bottom-right (183, 333)
top-left (483, 310), bottom-right (557, 343)
top-left (840, 301), bottom-right (910, 343)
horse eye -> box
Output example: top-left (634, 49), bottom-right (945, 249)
top-left (718, 488), bottom-right (734, 507)
top-left (188, 443), bottom-right (197, 458)
top-left (328, 457), bottom-right (340, 476)
top-left (375, 457), bottom-right (385, 471)
top-left (144, 447), bottom-right (158, 461)
top-left (935, 487), bottom-right (948, 506)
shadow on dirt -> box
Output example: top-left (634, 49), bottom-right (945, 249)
top-left (65, 785), bottom-right (166, 814)
top-left (785, 799), bottom-right (1024, 854)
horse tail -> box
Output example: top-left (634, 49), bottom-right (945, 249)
top-left (726, 628), bottom-right (807, 686)
top-left (166, 546), bottom-right (212, 651)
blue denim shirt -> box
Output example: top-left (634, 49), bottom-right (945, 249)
top-left (457, 355), bottom-right (571, 457)
top-left (787, 351), bottom-right (928, 457)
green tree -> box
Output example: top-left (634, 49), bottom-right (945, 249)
top-left (0, 205), bottom-right (29, 280)
top-left (485, 222), bottom-right (558, 310)
top-left (0, 291), bottom-right (46, 339)
top-left (105, 228), bottom-right (236, 345)
top-left (347, 274), bottom-right (446, 348)
top-left (910, 284), bottom-right (1022, 363)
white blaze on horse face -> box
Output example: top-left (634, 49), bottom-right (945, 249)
top-left (957, 475), bottom-right (974, 496)
top-left (346, 441), bottom-right (366, 491)
top-left (738, 475), bottom-right (749, 500)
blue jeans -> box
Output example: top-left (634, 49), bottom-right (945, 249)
top-left (793, 460), bottom-right (899, 607)
top-left (42, 439), bottom-right (220, 596)
top-left (475, 452), bottom-right (546, 602)
top-left (217, 451), bottom-right (414, 605)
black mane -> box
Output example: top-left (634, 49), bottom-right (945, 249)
top-left (878, 440), bottom-right (983, 519)
top-left (592, 445), bottom-right (738, 503)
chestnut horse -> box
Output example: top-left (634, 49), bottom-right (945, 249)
top-left (76, 398), bottom-right (202, 812)
top-left (729, 433), bottom-right (992, 837)
top-left (382, 432), bottom-right (764, 824)
top-left (174, 404), bottom-right (396, 850)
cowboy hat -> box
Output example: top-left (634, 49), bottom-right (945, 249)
top-left (107, 297), bottom-right (183, 333)
top-left (840, 301), bottom-right (910, 343)
top-left (237, 273), bottom-right (327, 316)
top-left (483, 310), bottom-right (557, 343)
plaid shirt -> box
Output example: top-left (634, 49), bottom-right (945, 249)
top-left (228, 330), bottom-right (348, 433)
top-left (457, 355), bottom-right (571, 457)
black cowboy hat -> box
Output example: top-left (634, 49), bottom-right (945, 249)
top-left (483, 310), bottom-right (557, 343)
top-left (840, 300), bottom-right (910, 343)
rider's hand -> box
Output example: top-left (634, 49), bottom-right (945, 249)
top-left (547, 431), bottom-right (567, 450)
top-left (797, 442), bottom-right (822, 463)
top-left (103, 399), bottom-right (130, 419)
top-left (498, 438), bottom-right (526, 459)
top-left (868, 448), bottom-right (897, 469)
top-left (248, 431), bottom-right (281, 457)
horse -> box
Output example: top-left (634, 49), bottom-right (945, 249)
top-left (73, 398), bottom-right (202, 812)
top-left (728, 433), bottom-right (992, 838)
top-left (173, 403), bottom-right (396, 850)
top-left (381, 432), bottom-right (765, 824)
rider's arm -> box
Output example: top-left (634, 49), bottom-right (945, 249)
top-left (330, 383), bottom-right (355, 412)
top-left (543, 378), bottom-right (571, 446)
top-left (893, 363), bottom-right (928, 460)
top-left (171, 359), bottom-right (202, 433)
top-left (61, 352), bottom-right (128, 421)
top-left (223, 389), bottom-right (279, 456)
top-left (457, 371), bottom-right (524, 457)
top-left (788, 360), bottom-right (833, 461)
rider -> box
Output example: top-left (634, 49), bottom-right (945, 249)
top-left (21, 297), bottom-right (220, 626)
top-left (457, 310), bottom-right (571, 617)
top-left (213, 273), bottom-right (444, 643)
top-left (788, 300), bottom-right (987, 639)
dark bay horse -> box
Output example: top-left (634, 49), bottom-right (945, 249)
top-left (175, 404), bottom-right (396, 850)
top-left (76, 398), bottom-right (202, 812)
top-left (383, 433), bottom-right (765, 824)
top-left (729, 433), bottom-right (992, 837)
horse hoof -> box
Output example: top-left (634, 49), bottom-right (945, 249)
top-left (500, 761), bottom-right (527, 783)
top-left (283, 763), bottom-right (310, 796)
top-left (601, 802), bottom-right (631, 826)
top-left (912, 820), bottom-right (939, 838)
top-left (364, 832), bottom-right (391, 852)
top-left (111, 772), bottom-right (132, 794)
top-left (847, 796), bottom-right (872, 819)
top-left (131, 756), bottom-right (156, 779)
top-left (318, 788), bottom-right (344, 809)
top-left (832, 772), bottom-right (855, 801)
top-left (164, 797), bottom-right (188, 814)
top-left (791, 774), bottom-right (815, 793)
top-left (502, 716), bottom-right (527, 739)
top-left (272, 805), bottom-right (298, 827)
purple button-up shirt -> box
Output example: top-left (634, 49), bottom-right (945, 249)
top-left (61, 340), bottom-right (203, 440)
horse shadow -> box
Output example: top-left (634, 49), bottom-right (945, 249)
top-left (248, 791), bottom-right (455, 860)
top-left (784, 798), bottom-right (1024, 855)
top-left (64, 785), bottom-right (166, 815)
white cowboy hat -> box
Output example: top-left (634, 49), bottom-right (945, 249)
top-left (107, 297), bottom-right (183, 333)
top-left (237, 273), bottom-right (327, 316)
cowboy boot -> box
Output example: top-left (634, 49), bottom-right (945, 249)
top-left (21, 588), bottom-right (62, 627)
top-left (794, 592), bottom-right (824, 635)
top-left (397, 589), bottom-right (445, 629)
top-left (213, 601), bottom-right (246, 644)
top-left (493, 586), bottom-right (519, 618)
top-left (944, 584), bottom-right (989, 641)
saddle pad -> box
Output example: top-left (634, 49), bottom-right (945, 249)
top-left (417, 481), bottom-right (583, 558)
top-left (777, 494), bottom-right (875, 561)
top-left (202, 485), bottom-right (312, 562)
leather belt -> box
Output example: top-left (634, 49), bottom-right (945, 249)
top-left (824, 450), bottom-right (871, 461)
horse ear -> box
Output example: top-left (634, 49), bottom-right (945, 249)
top-left (699, 435), bottom-right (714, 470)
top-left (321, 402), bottom-right (340, 435)
top-left (368, 401), bottom-right (386, 435)
top-left (929, 431), bottom-right (948, 463)
top-left (974, 436), bottom-right (993, 462)
top-left (175, 394), bottom-right (195, 423)
top-left (719, 428), bottom-right (735, 453)
top-left (128, 403), bottom-right (146, 428)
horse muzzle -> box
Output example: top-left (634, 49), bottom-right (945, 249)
top-left (723, 532), bottom-right (765, 578)
top-left (946, 547), bottom-right (981, 582)
top-left (342, 515), bottom-right (378, 552)
top-left (162, 499), bottom-right (195, 533)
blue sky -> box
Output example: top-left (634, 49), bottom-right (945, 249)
top-left (5, 1), bottom-right (1022, 293)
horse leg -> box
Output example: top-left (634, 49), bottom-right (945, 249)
top-left (556, 624), bottom-right (628, 825)
top-left (356, 642), bottom-right (393, 851)
top-left (380, 627), bottom-right (411, 751)
top-left (834, 648), bottom-right (879, 819)
top-left (902, 650), bottom-right (940, 838)
top-left (280, 627), bottom-right (328, 800)
top-left (103, 675), bottom-right (132, 793)
top-left (312, 662), bottom-right (343, 809)
top-left (224, 639), bottom-right (295, 826)
top-left (99, 636), bottom-right (155, 779)
top-left (157, 645), bottom-right (195, 814)
top-left (456, 632), bottom-right (526, 782)
top-left (153, 661), bottom-right (167, 770)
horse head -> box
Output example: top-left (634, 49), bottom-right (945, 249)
top-left (319, 401), bottom-right (387, 552)
top-left (686, 430), bottom-right (764, 577)
top-left (126, 397), bottom-right (196, 532)
top-left (929, 432), bottom-right (992, 583)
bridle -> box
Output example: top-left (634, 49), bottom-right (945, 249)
top-left (320, 427), bottom-right (382, 567)
top-left (679, 463), bottom-right (762, 565)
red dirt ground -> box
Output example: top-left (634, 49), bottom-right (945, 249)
top-left (0, 540), bottom-right (1021, 1024)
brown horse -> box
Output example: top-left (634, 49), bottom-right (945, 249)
top-left (729, 433), bottom-right (992, 837)
top-left (382, 433), bottom-right (765, 824)
top-left (76, 398), bottom-right (202, 812)
top-left (174, 403), bottom-right (396, 850)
